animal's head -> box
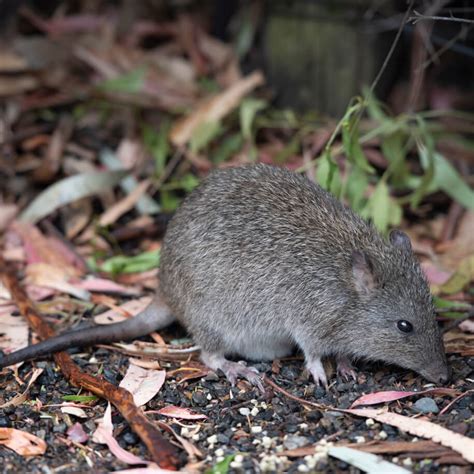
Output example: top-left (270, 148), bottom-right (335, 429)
top-left (346, 230), bottom-right (449, 384)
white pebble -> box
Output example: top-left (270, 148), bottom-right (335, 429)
top-left (251, 426), bottom-right (263, 434)
top-left (378, 430), bottom-right (388, 439)
top-left (402, 458), bottom-right (413, 467)
top-left (206, 435), bottom-right (217, 446)
top-left (355, 436), bottom-right (366, 444)
top-left (215, 448), bottom-right (224, 457)
top-left (262, 436), bottom-right (273, 449)
top-left (297, 464), bottom-right (309, 472)
top-left (251, 407), bottom-right (259, 417)
top-left (365, 418), bottom-right (375, 426)
top-left (239, 407), bottom-right (251, 416)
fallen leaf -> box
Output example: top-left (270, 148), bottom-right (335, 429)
top-left (76, 277), bottom-right (140, 295)
top-left (26, 263), bottom-right (91, 301)
top-left (436, 254), bottom-right (474, 294)
top-left (67, 423), bottom-right (89, 443)
top-left (94, 296), bottom-right (152, 324)
top-left (93, 403), bottom-right (148, 465)
top-left (351, 388), bottom-right (459, 408)
top-left (156, 406), bottom-right (207, 420)
top-left (328, 446), bottom-right (410, 474)
top-left (119, 364), bottom-right (166, 407)
top-left (0, 204), bottom-right (18, 232)
top-left (61, 405), bottom-right (88, 418)
top-left (0, 310), bottom-right (29, 355)
top-left (459, 319), bottom-right (474, 333)
top-left (0, 428), bottom-right (47, 456)
top-left (0, 368), bottom-right (43, 407)
top-left (170, 70), bottom-right (264, 147)
top-left (19, 169), bottom-right (128, 223)
top-left (439, 211), bottom-right (474, 270)
top-left (345, 408), bottom-right (474, 463)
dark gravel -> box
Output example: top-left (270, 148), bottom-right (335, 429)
top-left (0, 350), bottom-right (472, 473)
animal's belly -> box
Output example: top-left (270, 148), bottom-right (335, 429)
top-left (224, 333), bottom-right (294, 361)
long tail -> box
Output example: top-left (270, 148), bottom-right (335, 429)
top-left (0, 298), bottom-right (175, 368)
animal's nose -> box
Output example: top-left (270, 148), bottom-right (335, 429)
top-left (437, 367), bottom-right (451, 385)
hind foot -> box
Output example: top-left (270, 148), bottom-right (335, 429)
top-left (201, 351), bottom-right (264, 393)
top-left (336, 356), bottom-right (357, 381)
top-left (306, 357), bottom-right (328, 388)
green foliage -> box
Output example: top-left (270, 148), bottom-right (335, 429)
top-left (143, 121), bottom-right (171, 176)
top-left (99, 68), bottom-right (146, 93)
top-left (190, 121), bottom-right (223, 153)
top-left (62, 395), bottom-right (98, 402)
top-left (205, 454), bottom-right (236, 474)
top-left (240, 98), bottom-right (267, 140)
top-left (89, 249), bottom-right (160, 275)
top-left (308, 91), bottom-right (474, 233)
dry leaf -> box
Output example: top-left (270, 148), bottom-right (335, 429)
top-left (93, 403), bottom-right (148, 465)
top-left (67, 423), bottom-right (89, 443)
top-left (156, 406), bottom-right (207, 420)
top-left (94, 296), bottom-right (152, 324)
top-left (0, 368), bottom-right (43, 408)
top-left (345, 408), bottom-right (474, 463)
top-left (170, 70), bottom-right (264, 146)
top-left (0, 310), bottom-right (29, 355)
top-left (61, 405), bottom-right (88, 418)
top-left (0, 428), bottom-right (47, 456)
top-left (119, 364), bottom-right (166, 407)
top-left (351, 388), bottom-right (459, 408)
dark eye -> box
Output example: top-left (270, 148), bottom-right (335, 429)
top-left (397, 320), bottom-right (413, 333)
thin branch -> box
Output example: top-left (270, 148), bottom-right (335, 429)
top-left (410, 11), bottom-right (474, 25)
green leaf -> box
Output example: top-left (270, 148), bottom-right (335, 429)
top-left (97, 249), bottom-right (160, 275)
top-left (381, 132), bottom-right (409, 185)
top-left (419, 149), bottom-right (474, 210)
top-left (345, 166), bottom-right (368, 213)
top-left (99, 68), bottom-right (146, 93)
top-left (364, 180), bottom-right (397, 233)
top-left (62, 395), bottom-right (98, 402)
top-left (240, 98), bottom-right (267, 140)
top-left (316, 151), bottom-right (342, 197)
top-left (212, 134), bottom-right (243, 164)
top-left (190, 121), bottom-right (222, 153)
top-left (205, 454), bottom-right (236, 474)
top-left (143, 121), bottom-right (171, 176)
top-left (341, 114), bottom-right (374, 174)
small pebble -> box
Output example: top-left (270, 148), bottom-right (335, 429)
top-left (413, 397), bottom-right (439, 414)
top-left (283, 435), bottom-right (310, 450)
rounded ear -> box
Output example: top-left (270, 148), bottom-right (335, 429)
top-left (389, 230), bottom-right (412, 252)
top-left (351, 250), bottom-right (375, 295)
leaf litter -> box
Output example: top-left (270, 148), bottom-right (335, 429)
top-left (0, 2), bottom-right (473, 473)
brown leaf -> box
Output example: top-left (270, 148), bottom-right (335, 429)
top-left (0, 428), bottom-right (47, 456)
top-left (170, 70), bottom-right (264, 147)
top-left (345, 408), bottom-right (474, 463)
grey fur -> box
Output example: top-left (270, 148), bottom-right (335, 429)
top-left (0, 164), bottom-right (449, 386)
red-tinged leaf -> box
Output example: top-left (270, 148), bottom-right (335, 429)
top-left (76, 278), bottom-right (140, 295)
top-left (67, 423), bottom-right (89, 443)
top-left (351, 388), bottom-right (459, 408)
top-left (0, 428), bottom-right (47, 456)
top-left (157, 406), bottom-right (207, 420)
top-left (421, 262), bottom-right (452, 286)
top-left (93, 404), bottom-right (148, 465)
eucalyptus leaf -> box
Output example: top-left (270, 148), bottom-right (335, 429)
top-left (240, 98), bottom-right (267, 140)
top-left (20, 170), bottom-right (128, 223)
top-left (190, 120), bottom-right (222, 153)
top-left (97, 249), bottom-right (160, 275)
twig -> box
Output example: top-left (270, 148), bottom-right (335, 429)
top-left (439, 390), bottom-right (474, 415)
top-left (368, 0), bottom-right (416, 96)
top-left (410, 11), bottom-right (474, 25)
top-left (263, 375), bottom-right (328, 411)
top-left (0, 257), bottom-right (180, 470)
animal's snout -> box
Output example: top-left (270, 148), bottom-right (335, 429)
top-left (423, 364), bottom-right (451, 385)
